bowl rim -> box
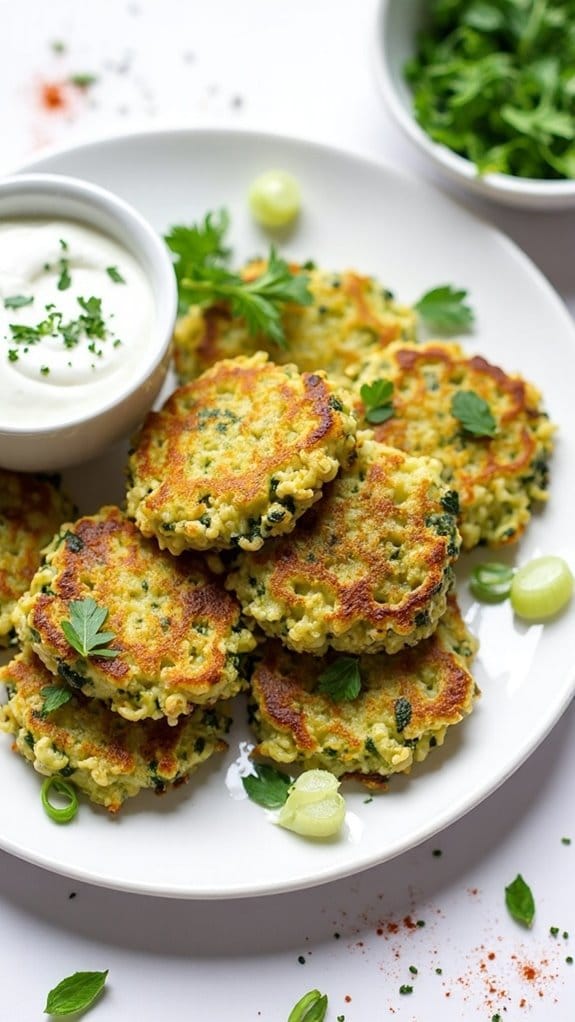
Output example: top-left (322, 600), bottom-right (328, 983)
top-left (375, 0), bottom-right (575, 200)
top-left (0, 171), bottom-right (177, 436)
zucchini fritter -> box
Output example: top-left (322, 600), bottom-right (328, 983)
top-left (0, 470), bottom-right (74, 645)
top-left (227, 434), bottom-right (461, 655)
top-left (0, 648), bottom-right (230, 812)
top-left (126, 352), bottom-right (357, 554)
top-left (173, 264), bottom-right (417, 386)
top-left (14, 506), bottom-right (256, 723)
top-left (248, 597), bottom-right (478, 782)
top-left (355, 341), bottom-right (554, 549)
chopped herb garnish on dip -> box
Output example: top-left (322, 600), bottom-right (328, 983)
top-left (3, 294), bottom-right (33, 309)
top-left (106, 265), bottom-right (126, 284)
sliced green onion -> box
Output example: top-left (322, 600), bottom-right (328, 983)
top-left (470, 562), bottom-right (514, 603)
top-left (288, 989), bottom-right (328, 1022)
top-left (249, 170), bottom-right (301, 228)
top-left (510, 556), bottom-right (573, 621)
top-left (41, 776), bottom-right (78, 824)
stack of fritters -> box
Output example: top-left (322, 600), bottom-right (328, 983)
top-left (1, 259), bottom-right (554, 808)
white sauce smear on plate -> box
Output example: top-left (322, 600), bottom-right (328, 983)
top-left (0, 219), bottom-right (154, 429)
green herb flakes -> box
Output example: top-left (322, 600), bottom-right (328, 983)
top-left (505, 873), bottom-right (535, 928)
top-left (360, 377), bottom-right (394, 424)
top-left (451, 390), bottom-right (497, 438)
top-left (415, 285), bottom-right (474, 333)
top-left (44, 970), bottom-right (108, 1016)
top-left (550, 926), bottom-right (560, 937)
top-left (409, 965), bottom-right (418, 975)
top-left (69, 73), bottom-right (98, 88)
top-left (399, 984), bottom-right (413, 995)
top-left (394, 697), bottom-right (412, 733)
top-left (61, 598), bottom-right (118, 659)
top-left (242, 763), bottom-right (291, 808)
top-left (4, 294), bottom-right (33, 309)
top-left (317, 657), bottom-right (362, 702)
top-left (561, 837), bottom-right (572, 845)
top-left (106, 265), bottom-right (126, 284)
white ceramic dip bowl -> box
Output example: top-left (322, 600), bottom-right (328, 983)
top-left (0, 173), bottom-right (177, 471)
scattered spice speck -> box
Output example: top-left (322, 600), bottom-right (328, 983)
top-left (416, 919), bottom-right (426, 928)
top-left (566, 957), bottom-right (573, 965)
top-left (68, 892), bottom-right (76, 900)
top-left (435, 968), bottom-right (443, 975)
top-left (297, 955), bottom-right (306, 965)
top-left (333, 932), bottom-right (340, 940)
top-left (432, 848), bottom-right (443, 857)
top-left (51, 40), bottom-right (67, 55)
top-left (39, 81), bottom-right (68, 112)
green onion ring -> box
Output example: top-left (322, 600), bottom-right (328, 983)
top-left (470, 562), bottom-right (514, 604)
top-left (41, 776), bottom-right (78, 824)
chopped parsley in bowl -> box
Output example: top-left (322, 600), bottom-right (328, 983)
top-left (375, 0), bottom-right (575, 208)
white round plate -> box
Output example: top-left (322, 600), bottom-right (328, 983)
top-left (2, 129), bottom-right (574, 899)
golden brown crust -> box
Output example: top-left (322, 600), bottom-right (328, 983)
top-left (355, 341), bottom-right (554, 549)
top-left (227, 434), bottom-right (460, 655)
top-left (248, 596), bottom-right (479, 781)
top-left (127, 353), bottom-right (357, 553)
top-left (0, 648), bottom-right (229, 812)
top-left (0, 471), bottom-right (74, 643)
top-left (15, 506), bottom-right (255, 722)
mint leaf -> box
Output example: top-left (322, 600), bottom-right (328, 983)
top-left (242, 764), bottom-right (292, 808)
top-left (317, 658), bottom-right (362, 702)
top-left (451, 390), bottom-right (496, 438)
top-left (40, 685), bottom-right (72, 718)
top-left (505, 874), bottom-right (535, 927)
top-left (44, 970), bottom-right (108, 1016)
top-left (415, 286), bottom-right (474, 334)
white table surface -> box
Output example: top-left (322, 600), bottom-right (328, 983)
top-left (1, 1), bottom-right (574, 1018)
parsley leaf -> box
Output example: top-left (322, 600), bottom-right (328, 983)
top-left (3, 294), bottom-right (33, 309)
top-left (165, 209), bottom-right (312, 346)
top-left (44, 970), bottom-right (108, 1016)
top-left (61, 598), bottom-right (118, 659)
top-left (415, 286), bottom-right (474, 333)
top-left (505, 874), bottom-right (535, 928)
top-left (57, 259), bottom-right (71, 291)
top-left (317, 658), bottom-right (362, 702)
top-left (451, 390), bottom-right (496, 438)
top-left (360, 378), bottom-right (394, 425)
top-left (288, 989), bottom-right (328, 1022)
top-left (242, 763), bottom-right (292, 808)
top-left (40, 685), bottom-right (72, 718)
top-left (106, 266), bottom-right (126, 284)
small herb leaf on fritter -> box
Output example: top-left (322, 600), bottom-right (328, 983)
top-left (44, 970), bottom-right (108, 1016)
top-left (317, 657), bottom-right (362, 702)
top-left (61, 598), bottom-right (118, 659)
top-left (165, 209), bottom-right (312, 347)
top-left (505, 874), bottom-right (535, 928)
top-left (360, 377), bottom-right (395, 425)
top-left (415, 285), bottom-right (474, 333)
top-left (40, 685), bottom-right (73, 718)
top-left (242, 763), bottom-right (292, 808)
top-left (451, 390), bottom-right (497, 438)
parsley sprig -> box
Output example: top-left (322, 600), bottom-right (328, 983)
top-left (165, 209), bottom-right (313, 348)
top-left (40, 685), bottom-right (72, 718)
top-left (61, 598), bottom-right (118, 659)
top-left (360, 378), bottom-right (394, 424)
top-left (451, 390), bottom-right (497, 437)
top-left (415, 285), bottom-right (474, 334)
top-left (317, 658), bottom-right (362, 702)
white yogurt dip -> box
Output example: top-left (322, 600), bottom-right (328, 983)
top-left (0, 219), bottom-right (155, 430)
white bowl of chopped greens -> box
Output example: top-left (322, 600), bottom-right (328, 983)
top-left (0, 173), bottom-right (177, 471)
top-left (376, 0), bottom-right (575, 209)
